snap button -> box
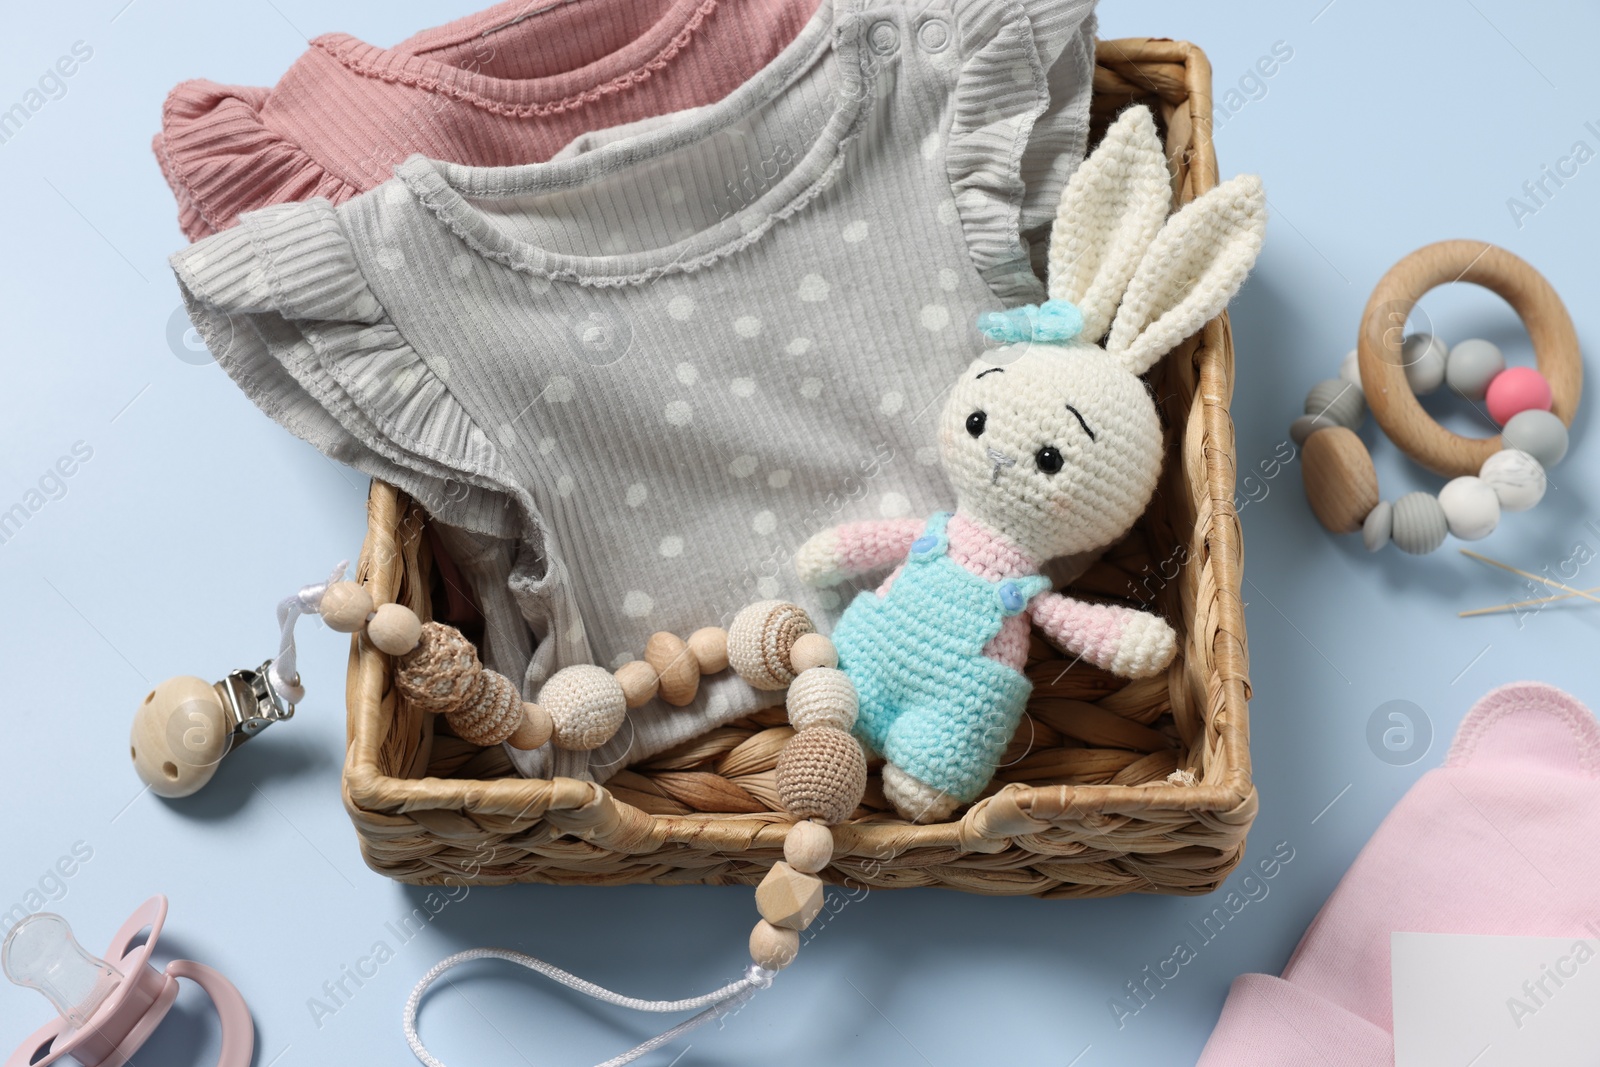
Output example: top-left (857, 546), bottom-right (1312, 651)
top-left (998, 580), bottom-right (1026, 613)
top-left (910, 534), bottom-right (938, 554)
top-left (867, 19), bottom-right (901, 56)
top-left (916, 17), bottom-right (951, 53)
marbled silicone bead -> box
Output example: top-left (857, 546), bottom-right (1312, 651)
top-left (1478, 449), bottom-right (1546, 512)
top-left (1437, 477), bottom-right (1500, 541)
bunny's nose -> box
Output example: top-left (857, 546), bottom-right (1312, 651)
top-left (985, 448), bottom-right (1015, 484)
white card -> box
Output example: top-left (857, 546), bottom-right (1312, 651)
top-left (1392, 930), bottom-right (1600, 1067)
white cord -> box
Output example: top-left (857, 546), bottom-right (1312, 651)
top-left (403, 948), bottom-right (774, 1067)
top-left (267, 560), bottom-right (348, 704)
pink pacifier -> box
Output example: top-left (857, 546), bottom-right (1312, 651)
top-left (3, 896), bottom-right (252, 1067)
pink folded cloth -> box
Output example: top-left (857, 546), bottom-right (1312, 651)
top-left (153, 0), bottom-right (818, 240)
top-left (1197, 681), bottom-right (1600, 1065)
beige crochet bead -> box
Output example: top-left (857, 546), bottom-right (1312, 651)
top-left (614, 660), bottom-right (659, 709)
top-left (395, 622), bottom-right (482, 713)
top-left (756, 861), bottom-right (825, 931)
top-left (776, 725), bottom-right (867, 825)
top-left (788, 632), bottom-right (838, 673)
top-left (539, 665), bottom-right (628, 750)
top-left (365, 602), bottom-right (422, 655)
top-left (508, 702), bottom-right (553, 750)
top-left (783, 820), bottom-right (834, 874)
top-left (320, 581), bottom-right (374, 633)
top-left (784, 667), bottom-right (858, 732)
top-left (445, 668), bottom-right (524, 746)
top-left (644, 632), bottom-right (699, 706)
top-left (727, 601), bottom-right (814, 690)
top-left (687, 627), bottom-right (729, 674)
top-left (748, 920), bottom-right (800, 971)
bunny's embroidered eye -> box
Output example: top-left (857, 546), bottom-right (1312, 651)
top-left (1035, 446), bottom-right (1063, 475)
top-left (965, 411), bottom-right (986, 438)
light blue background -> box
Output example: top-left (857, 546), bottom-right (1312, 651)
top-left (2, 1), bottom-right (1596, 1064)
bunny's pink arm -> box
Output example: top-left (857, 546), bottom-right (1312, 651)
top-left (1028, 591), bottom-right (1176, 679)
top-left (817, 518), bottom-right (923, 576)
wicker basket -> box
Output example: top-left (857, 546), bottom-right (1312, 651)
top-left (342, 38), bottom-right (1256, 898)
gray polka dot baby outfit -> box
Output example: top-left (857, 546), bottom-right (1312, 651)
top-left (172, 0), bottom-right (1099, 781)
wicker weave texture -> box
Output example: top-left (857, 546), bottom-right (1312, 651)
top-left (343, 38), bottom-right (1256, 898)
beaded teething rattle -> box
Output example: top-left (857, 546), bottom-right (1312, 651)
top-left (1294, 241), bottom-right (1581, 553)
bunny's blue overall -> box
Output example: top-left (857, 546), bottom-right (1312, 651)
top-left (833, 513), bottom-right (1051, 803)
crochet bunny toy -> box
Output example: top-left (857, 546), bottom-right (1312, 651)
top-left (795, 106), bottom-right (1267, 822)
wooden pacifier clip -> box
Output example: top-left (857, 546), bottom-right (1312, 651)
top-left (1296, 241), bottom-right (1581, 554)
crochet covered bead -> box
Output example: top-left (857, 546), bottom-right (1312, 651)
top-left (446, 668), bottom-right (523, 746)
top-left (539, 665), bottom-right (627, 751)
top-left (785, 667), bottom-right (858, 732)
top-left (728, 601), bottom-right (813, 691)
top-left (775, 725), bottom-right (867, 825)
top-left (395, 622), bottom-right (481, 713)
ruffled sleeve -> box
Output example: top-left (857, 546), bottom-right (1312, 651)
top-left (944, 0), bottom-right (1096, 305)
top-left (154, 79), bottom-right (356, 242)
top-left (170, 198), bottom-right (523, 539)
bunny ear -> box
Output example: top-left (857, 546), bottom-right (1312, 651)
top-left (1105, 174), bottom-right (1267, 375)
top-left (1046, 105), bottom-right (1171, 342)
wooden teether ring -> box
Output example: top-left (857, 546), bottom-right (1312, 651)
top-left (1358, 240), bottom-right (1581, 477)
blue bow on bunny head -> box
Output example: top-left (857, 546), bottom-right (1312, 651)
top-left (976, 299), bottom-right (1084, 345)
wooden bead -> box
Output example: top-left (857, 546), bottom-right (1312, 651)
top-left (788, 632), bottom-right (838, 673)
top-left (748, 920), bottom-right (800, 971)
top-left (783, 820), bottom-right (834, 873)
top-left (1301, 427), bottom-right (1379, 534)
top-left (756, 861), bottom-right (825, 931)
top-left (728, 601), bottom-right (813, 690)
top-left (320, 581), bottom-right (374, 633)
top-left (644, 632), bottom-right (700, 707)
top-left (508, 702), bottom-right (553, 750)
top-left (365, 602), bottom-right (422, 655)
top-left (687, 627), bottom-right (729, 674)
top-left (131, 676), bottom-right (230, 798)
top-left (614, 660), bottom-right (660, 709)
top-left (539, 665), bottom-right (628, 750)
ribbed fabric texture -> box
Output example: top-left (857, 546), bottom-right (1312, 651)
top-left (172, 0), bottom-right (1098, 783)
top-left (154, 0), bottom-right (821, 241)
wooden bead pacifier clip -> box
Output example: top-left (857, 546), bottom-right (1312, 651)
top-left (405, 599), bottom-right (868, 1067)
top-left (1295, 241), bottom-right (1581, 553)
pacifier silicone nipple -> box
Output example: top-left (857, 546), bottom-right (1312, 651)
top-left (4, 897), bottom-right (253, 1067)
top-left (2, 913), bottom-right (121, 1030)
